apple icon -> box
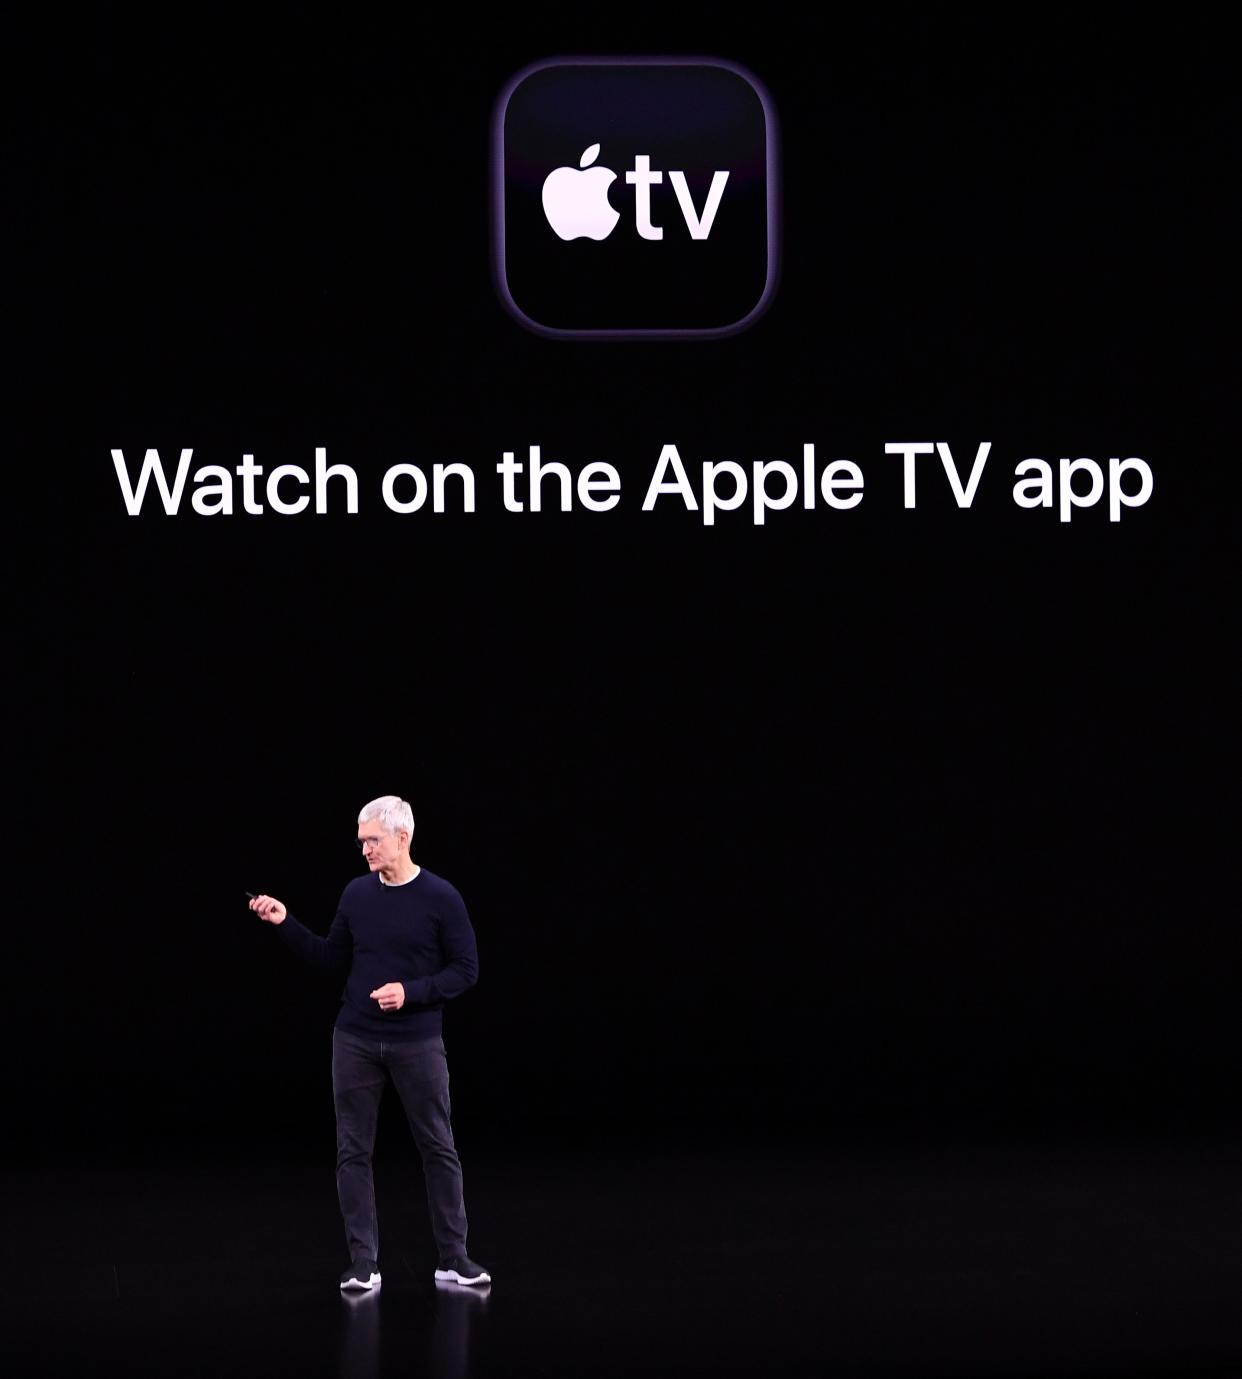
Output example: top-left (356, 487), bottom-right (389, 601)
top-left (541, 144), bottom-right (620, 241)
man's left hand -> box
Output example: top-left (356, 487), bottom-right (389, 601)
top-left (370, 982), bottom-right (406, 1012)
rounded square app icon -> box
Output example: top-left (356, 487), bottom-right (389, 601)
top-left (493, 57), bottom-right (778, 339)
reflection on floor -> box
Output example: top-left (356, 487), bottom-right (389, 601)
top-left (3, 1135), bottom-right (1240, 1378)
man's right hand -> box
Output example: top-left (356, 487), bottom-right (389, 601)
top-left (249, 894), bottom-right (287, 925)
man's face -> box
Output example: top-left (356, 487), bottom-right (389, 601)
top-left (357, 821), bottom-right (405, 872)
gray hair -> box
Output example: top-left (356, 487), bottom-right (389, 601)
top-left (358, 795), bottom-right (415, 839)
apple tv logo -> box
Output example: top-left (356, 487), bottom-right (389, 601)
top-left (542, 144), bottom-right (730, 243)
top-left (494, 58), bottom-right (778, 339)
top-left (542, 144), bottom-right (622, 241)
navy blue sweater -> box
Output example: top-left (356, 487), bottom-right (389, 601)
top-left (274, 868), bottom-right (479, 1040)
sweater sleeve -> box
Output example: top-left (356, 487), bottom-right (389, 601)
top-left (273, 906), bottom-right (353, 974)
top-left (400, 886), bottom-right (479, 1007)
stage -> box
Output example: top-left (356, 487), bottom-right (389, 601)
top-left (6, 1131), bottom-right (1240, 1378)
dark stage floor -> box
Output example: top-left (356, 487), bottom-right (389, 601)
top-left (4, 1134), bottom-right (1240, 1378)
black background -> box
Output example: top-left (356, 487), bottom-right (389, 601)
top-left (9, 12), bottom-right (1235, 1184)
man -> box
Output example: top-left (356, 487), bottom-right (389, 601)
top-left (249, 794), bottom-right (490, 1291)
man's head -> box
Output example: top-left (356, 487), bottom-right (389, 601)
top-left (356, 795), bottom-right (415, 875)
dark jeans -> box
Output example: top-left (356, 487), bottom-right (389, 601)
top-left (331, 1027), bottom-right (469, 1265)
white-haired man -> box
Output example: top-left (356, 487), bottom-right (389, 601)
top-left (249, 795), bottom-right (490, 1290)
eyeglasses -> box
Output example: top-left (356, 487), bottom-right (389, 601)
top-left (355, 835), bottom-right (388, 852)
